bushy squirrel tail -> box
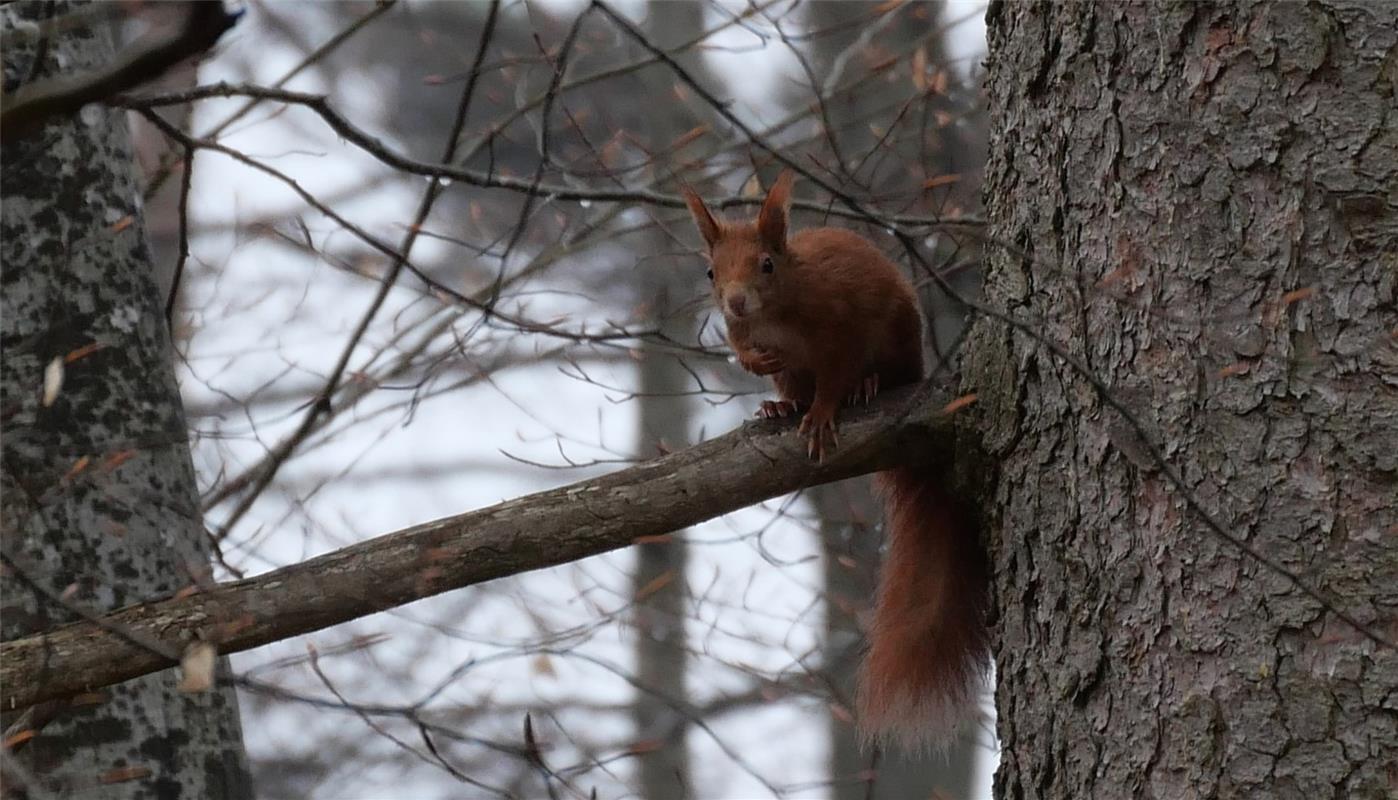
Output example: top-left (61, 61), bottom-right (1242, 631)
top-left (858, 466), bottom-right (990, 750)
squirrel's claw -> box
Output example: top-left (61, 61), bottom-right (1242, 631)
top-left (758, 399), bottom-right (800, 419)
top-left (799, 411), bottom-right (839, 463)
top-left (846, 374), bottom-right (880, 407)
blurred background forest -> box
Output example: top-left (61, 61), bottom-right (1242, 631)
top-left (126, 1), bottom-right (990, 796)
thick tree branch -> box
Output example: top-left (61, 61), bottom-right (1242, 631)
top-left (1, 1), bottom-right (239, 139)
top-left (1, 385), bottom-right (962, 713)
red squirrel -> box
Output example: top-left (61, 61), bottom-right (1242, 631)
top-left (683, 171), bottom-right (988, 748)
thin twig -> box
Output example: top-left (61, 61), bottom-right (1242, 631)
top-left (500, 8), bottom-right (589, 262)
top-left (141, 0), bottom-right (398, 200)
top-left (113, 83), bottom-right (983, 231)
top-left (164, 144), bottom-right (194, 329)
top-left (207, 0), bottom-right (503, 545)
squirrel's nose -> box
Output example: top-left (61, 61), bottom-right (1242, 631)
top-left (726, 293), bottom-right (748, 317)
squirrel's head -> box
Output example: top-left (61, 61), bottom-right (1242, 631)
top-left (682, 171), bottom-right (794, 322)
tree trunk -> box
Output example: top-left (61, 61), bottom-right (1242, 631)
top-left (973, 2), bottom-right (1396, 798)
top-left (0, 3), bottom-right (252, 797)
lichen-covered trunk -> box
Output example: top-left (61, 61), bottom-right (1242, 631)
top-left (971, 1), bottom-right (1397, 798)
top-left (0, 2), bottom-right (251, 797)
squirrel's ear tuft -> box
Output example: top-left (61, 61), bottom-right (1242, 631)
top-left (758, 170), bottom-right (794, 254)
top-left (682, 185), bottom-right (723, 249)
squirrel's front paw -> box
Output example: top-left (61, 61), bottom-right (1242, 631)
top-left (739, 348), bottom-right (785, 376)
top-left (798, 410), bottom-right (839, 463)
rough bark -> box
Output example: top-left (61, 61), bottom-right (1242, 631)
top-left (973, 2), bottom-right (1397, 798)
top-left (0, 2), bottom-right (251, 797)
top-left (2, 384), bottom-right (957, 715)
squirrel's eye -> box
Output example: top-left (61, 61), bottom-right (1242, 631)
top-left (706, 268), bottom-right (714, 281)
top-left (760, 254), bottom-right (775, 273)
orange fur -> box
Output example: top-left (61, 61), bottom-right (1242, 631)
top-left (684, 172), bottom-right (989, 748)
top-left (864, 468), bottom-right (989, 749)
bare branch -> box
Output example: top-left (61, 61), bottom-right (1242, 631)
top-left (111, 83), bottom-right (983, 231)
top-left (207, 0), bottom-right (502, 547)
